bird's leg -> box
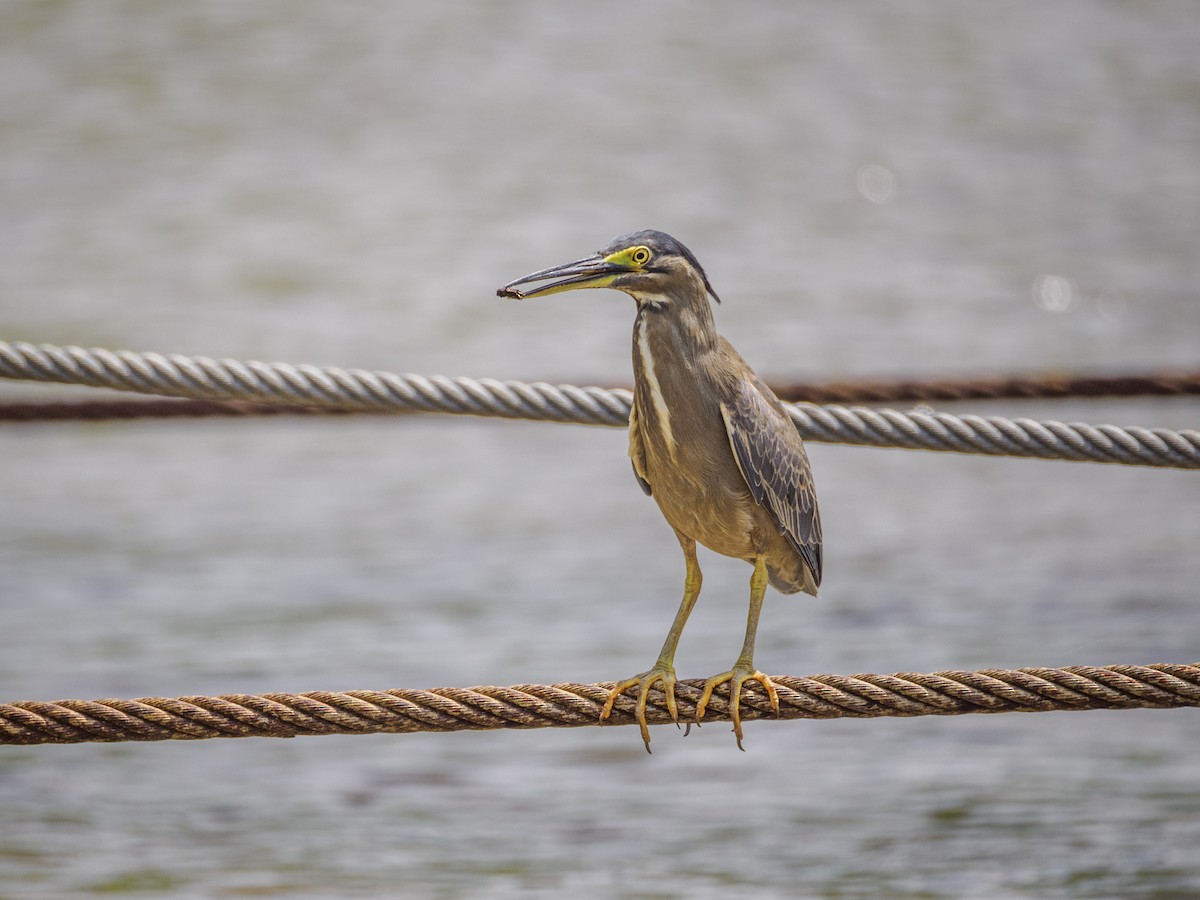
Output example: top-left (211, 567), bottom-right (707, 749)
top-left (600, 531), bottom-right (702, 751)
top-left (695, 555), bottom-right (779, 750)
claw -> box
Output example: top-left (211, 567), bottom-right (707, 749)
top-left (599, 665), bottom-right (679, 752)
top-left (695, 667), bottom-right (779, 749)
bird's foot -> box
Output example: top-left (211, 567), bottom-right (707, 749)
top-left (599, 663), bottom-right (679, 752)
top-left (695, 666), bottom-right (779, 750)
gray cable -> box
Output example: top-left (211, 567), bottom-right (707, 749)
top-left (2, 340), bottom-right (1198, 468)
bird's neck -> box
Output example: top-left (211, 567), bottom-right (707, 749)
top-left (630, 298), bottom-right (721, 463)
top-left (632, 296), bottom-right (718, 367)
top-left (631, 296), bottom-right (719, 452)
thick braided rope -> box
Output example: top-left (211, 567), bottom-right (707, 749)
top-left (2, 664), bottom-right (1196, 745)
top-left (2, 340), bottom-right (1198, 467)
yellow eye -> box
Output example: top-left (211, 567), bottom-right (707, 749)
top-left (630, 246), bottom-right (651, 266)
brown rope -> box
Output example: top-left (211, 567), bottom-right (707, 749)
top-left (768, 371), bottom-right (1200, 405)
top-left (3, 370), bottom-right (1198, 423)
top-left (3, 663), bottom-right (1196, 745)
top-left (0, 398), bottom-right (356, 422)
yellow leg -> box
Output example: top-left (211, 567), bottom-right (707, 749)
top-left (600, 530), bottom-right (701, 752)
top-left (695, 554), bottom-right (780, 750)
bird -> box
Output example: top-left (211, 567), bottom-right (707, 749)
top-left (497, 230), bottom-right (822, 750)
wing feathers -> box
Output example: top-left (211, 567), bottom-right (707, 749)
top-left (720, 385), bottom-right (822, 585)
top-left (628, 401), bottom-right (652, 496)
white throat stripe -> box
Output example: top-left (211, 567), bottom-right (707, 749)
top-left (637, 317), bottom-right (676, 458)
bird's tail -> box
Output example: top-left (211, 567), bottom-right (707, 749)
top-left (767, 563), bottom-right (819, 597)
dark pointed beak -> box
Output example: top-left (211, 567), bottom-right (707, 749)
top-left (497, 255), bottom-right (624, 299)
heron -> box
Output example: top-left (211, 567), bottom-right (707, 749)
top-left (498, 230), bottom-right (822, 750)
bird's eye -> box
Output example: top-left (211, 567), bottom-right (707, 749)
top-left (630, 247), bottom-right (651, 266)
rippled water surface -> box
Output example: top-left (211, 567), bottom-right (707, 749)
top-left (2, 4), bottom-right (1199, 897)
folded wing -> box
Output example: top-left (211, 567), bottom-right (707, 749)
top-left (720, 381), bottom-right (822, 587)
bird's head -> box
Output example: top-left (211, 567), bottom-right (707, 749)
top-left (497, 229), bottom-right (720, 308)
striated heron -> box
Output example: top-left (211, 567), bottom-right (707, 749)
top-left (498, 230), bottom-right (822, 750)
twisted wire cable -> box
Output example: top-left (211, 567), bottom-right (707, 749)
top-left (2, 340), bottom-right (1198, 467)
top-left (5, 369), bottom-right (1200, 422)
top-left (2, 663), bottom-right (1196, 745)
top-left (0, 340), bottom-right (630, 425)
top-left (2, 367), bottom-right (1200, 424)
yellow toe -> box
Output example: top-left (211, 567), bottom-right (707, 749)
top-left (696, 667), bottom-right (778, 750)
top-left (598, 664), bottom-right (678, 752)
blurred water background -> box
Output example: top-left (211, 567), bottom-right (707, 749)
top-left (2, 3), bottom-right (1199, 897)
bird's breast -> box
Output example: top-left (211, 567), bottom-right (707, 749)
top-left (630, 315), bottom-right (768, 560)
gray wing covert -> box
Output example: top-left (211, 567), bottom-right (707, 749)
top-left (628, 400), bottom-right (652, 496)
top-left (719, 382), bottom-right (822, 586)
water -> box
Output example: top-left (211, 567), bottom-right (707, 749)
top-left (2, 3), bottom-right (1199, 897)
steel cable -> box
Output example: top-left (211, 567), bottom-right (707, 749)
top-left (3, 340), bottom-right (1197, 467)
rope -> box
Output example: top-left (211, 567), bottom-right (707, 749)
top-left (2, 340), bottom-right (1198, 468)
top-left (771, 371), bottom-right (1200, 404)
top-left (0, 398), bottom-right (350, 422)
top-left (2, 663), bottom-right (1195, 745)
